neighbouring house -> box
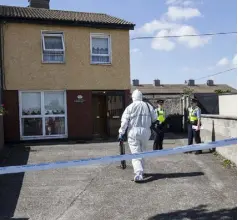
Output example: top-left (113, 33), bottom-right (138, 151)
top-left (131, 79), bottom-right (237, 115)
top-left (131, 79), bottom-right (237, 133)
top-left (0, 0), bottom-right (135, 142)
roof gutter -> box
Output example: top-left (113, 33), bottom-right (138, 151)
top-left (0, 17), bottom-right (135, 30)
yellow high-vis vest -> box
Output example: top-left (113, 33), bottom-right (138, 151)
top-left (189, 107), bottom-right (198, 122)
top-left (157, 108), bottom-right (165, 123)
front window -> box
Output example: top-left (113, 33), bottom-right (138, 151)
top-left (21, 92), bottom-right (42, 136)
top-left (44, 91), bottom-right (66, 136)
top-left (19, 91), bottom-right (67, 140)
top-left (91, 34), bottom-right (111, 64)
top-left (42, 32), bottom-right (65, 63)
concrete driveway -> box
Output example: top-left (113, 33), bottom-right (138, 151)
top-left (0, 134), bottom-right (236, 220)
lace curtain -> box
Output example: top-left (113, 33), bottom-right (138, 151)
top-left (91, 37), bottom-right (110, 63)
top-left (44, 91), bottom-right (65, 115)
top-left (43, 36), bottom-right (64, 62)
top-left (44, 36), bottom-right (63, 49)
top-left (22, 92), bottom-right (41, 115)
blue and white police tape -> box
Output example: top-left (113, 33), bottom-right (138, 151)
top-left (0, 138), bottom-right (236, 175)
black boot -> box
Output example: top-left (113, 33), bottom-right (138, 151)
top-left (195, 150), bottom-right (202, 155)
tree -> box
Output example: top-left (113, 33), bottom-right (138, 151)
top-left (183, 87), bottom-right (194, 96)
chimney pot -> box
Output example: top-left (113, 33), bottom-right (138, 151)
top-left (154, 79), bottom-right (160, 86)
top-left (28, 0), bottom-right (50, 9)
top-left (132, 79), bottom-right (139, 86)
top-left (207, 79), bottom-right (214, 86)
top-left (186, 79), bottom-right (195, 86)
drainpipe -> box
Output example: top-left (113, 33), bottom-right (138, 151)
top-left (0, 21), bottom-right (5, 105)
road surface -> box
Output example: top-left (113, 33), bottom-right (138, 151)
top-left (0, 134), bottom-right (236, 220)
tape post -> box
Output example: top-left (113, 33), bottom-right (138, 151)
top-left (0, 138), bottom-right (236, 175)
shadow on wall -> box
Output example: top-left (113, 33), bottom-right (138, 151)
top-left (148, 205), bottom-right (237, 220)
top-left (195, 93), bottom-right (219, 114)
top-left (0, 146), bottom-right (30, 218)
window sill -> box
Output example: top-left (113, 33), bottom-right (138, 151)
top-left (42, 61), bottom-right (66, 64)
top-left (90, 62), bottom-right (112, 66)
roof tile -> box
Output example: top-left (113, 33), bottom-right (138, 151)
top-left (0, 5), bottom-right (135, 29)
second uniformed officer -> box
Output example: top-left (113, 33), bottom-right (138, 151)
top-left (187, 98), bottom-right (202, 155)
top-left (152, 99), bottom-right (166, 150)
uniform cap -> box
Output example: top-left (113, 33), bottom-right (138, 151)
top-left (157, 99), bottom-right (164, 104)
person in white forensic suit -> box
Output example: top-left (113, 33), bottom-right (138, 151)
top-left (118, 89), bottom-right (157, 182)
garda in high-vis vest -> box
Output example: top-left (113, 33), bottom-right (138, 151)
top-left (188, 107), bottom-right (198, 122)
top-left (157, 108), bottom-right (165, 123)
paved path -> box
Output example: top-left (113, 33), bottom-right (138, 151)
top-left (0, 135), bottom-right (236, 220)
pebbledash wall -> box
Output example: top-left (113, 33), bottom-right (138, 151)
top-left (143, 94), bottom-right (182, 115)
top-left (201, 115), bottom-right (237, 165)
top-left (157, 95), bottom-right (181, 115)
top-left (4, 24), bottom-right (131, 91)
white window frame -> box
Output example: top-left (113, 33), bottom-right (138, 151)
top-left (41, 31), bottom-right (65, 64)
top-left (19, 90), bottom-right (68, 140)
top-left (90, 33), bottom-right (112, 64)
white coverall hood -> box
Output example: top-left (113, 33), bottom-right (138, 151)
top-left (132, 89), bottom-right (143, 102)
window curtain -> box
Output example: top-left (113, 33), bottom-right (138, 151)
top-left (44, 92), bottom-right (65, 115)
top-left (43, 36), bottom-right (64, 62)
top-left (92, 37), bottom-right (110, 63)
top-left (44, 36), bottom-right (63, 50)
top-left (22, 92), bottom-right (41, 115)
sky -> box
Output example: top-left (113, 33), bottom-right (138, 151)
top-left (1, 0), bottom-right (237, 88)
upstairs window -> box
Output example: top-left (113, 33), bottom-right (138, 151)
top-left (41, 32), bottom-right (65, 63)
top-left (91, 34), bottom-right (111, 64)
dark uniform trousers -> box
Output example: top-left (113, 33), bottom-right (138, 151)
top-left (188, 121), bottom-right (201, 145)
top-left (153, 122), bottom-right (165, 150)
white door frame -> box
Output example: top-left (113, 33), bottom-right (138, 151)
top-left (19, 90), bottom-right (68, 140)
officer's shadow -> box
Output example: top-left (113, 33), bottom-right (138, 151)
top-left (138, 172), bottom-right (204, 184)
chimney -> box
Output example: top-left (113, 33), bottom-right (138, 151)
top-left (186, 79), bottom-right (195, 86)
top-left (207, 79), bottom-right (214, 86)
top-left (153, 79), bottom-right (160, 86)
top-left (28, 0), bottom-right (50, 9)
top-left (132, 79), bottom-right (139, 86)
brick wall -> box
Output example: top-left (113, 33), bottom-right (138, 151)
top-left (3, 90), bottom-right (20, 142)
